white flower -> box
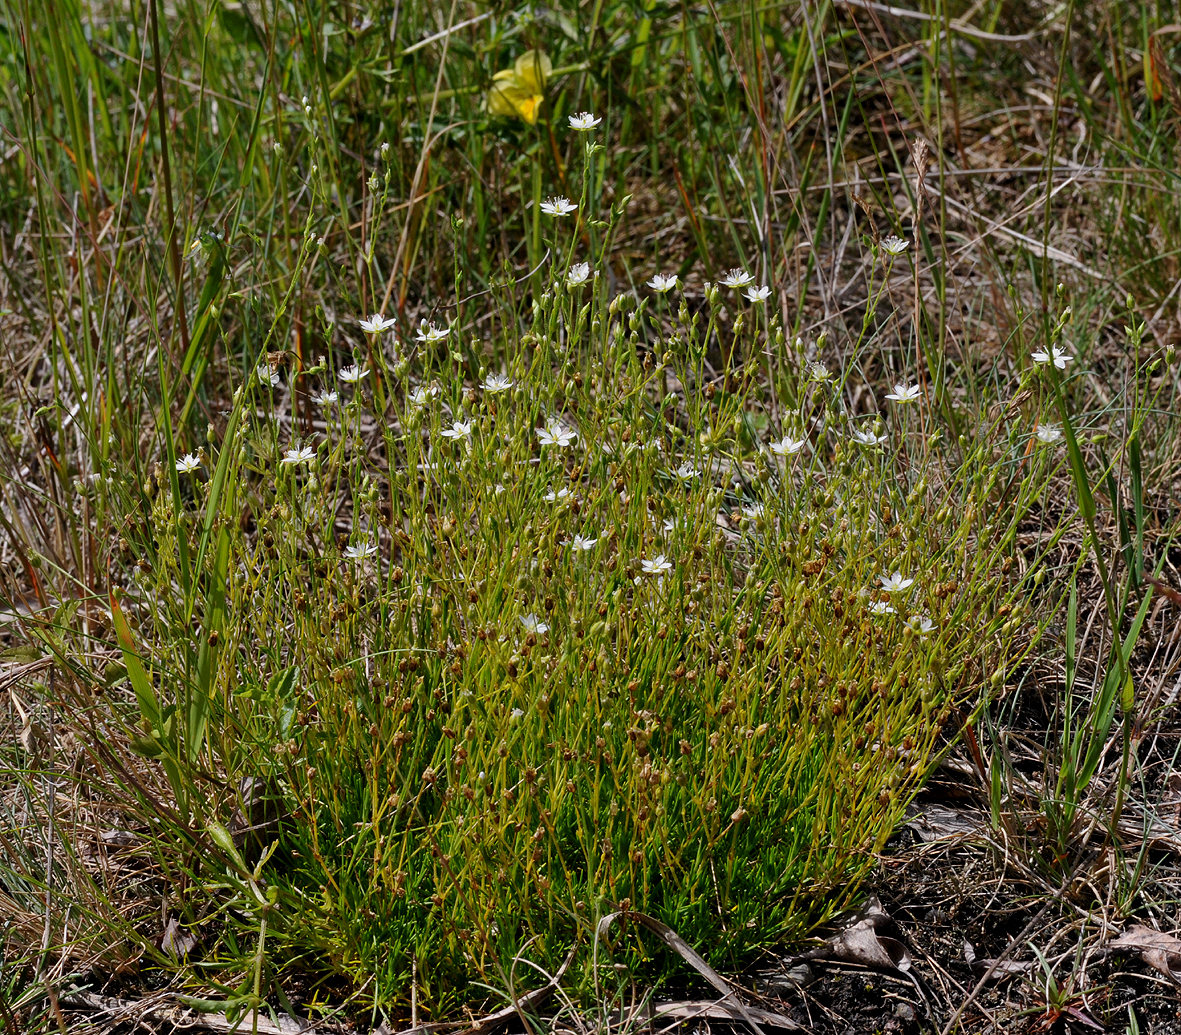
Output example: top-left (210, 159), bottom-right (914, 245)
top-left (416, 322), bottom-right (449, 344)
top-left (344, 539), bottom-right (378, 561)
top-left (571, 534), bottom-right (598, 551)
top-left (648, 273), bottom-right (678, 293)
top-left (869, 601), bottom-right (896, 616)
top-left (482, 373), bottom-right (513, 393)
top-left (359, 313), bottom-right (396, 334)
top-left (519, 614), bottom-right (549, 634)
top-left (544, 487), bottom-right (572, 502)
top-left (257, 364), bottom-right (279, 387)
top-left (510, 708), bottom-right (525, 719)
top-left (881, 235), bottom-right (908, 256)
top-left (720, 268), bottom-right (753, 289)
top-left (1036, 422), bottom-right (1063, 444)
top-left (339, 364), bottom-right (368, 384)
top-left (175, 453), bottom-right (201, 474)
top-left (313, 389), bottom-right (338, 407)
top-left (769, 435), bottom-right (806, 456)
top-left (745, 285), bottom-right (771, 303)
top-left (1032, 345), bottom-right (1072, 370)
top-left (885, 382), bottom-right (921, 404)
top-left (662, 517), bottom-right (676, 533)
top-left (851, 428), bottom-right (888, 446)
top-left (537, 420), bottom-right (577, 448)
top-left (742, 502), bottom-right (764, 519)
top-left (809, 362), bottom-right (831, 381)
top-left (908, 615), bottom-right (936, 637)
top-left (879, 571), bottom-right (914, 593)
top-left (566, 262), bottom-right (591, 287)
top-left (281, 444), bottom-right (316, 465)
top-left (568, 111), bottom-right (602, 131)
top-left (641, 554), bottom-right (673, 576)
top-left (540, 196), bottom-right (577, 216)
top-left (409, 385), bottom-right (438, 406)
top-left (440, 420), bottom-right (472, 440)
top-left (674, 462), bottom-right (699, 480)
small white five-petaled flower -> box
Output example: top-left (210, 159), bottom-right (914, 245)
top-left (257, 364), bottom-right (279, 387)
top-left (176, 453), bottom-right (201, 474)
top-left (339, 364), bottom-right (368, 384)
top-left (881, 235), bottom-right (909, 256)
top-left (851, 428), bottom-right (888, 446)
top-left (416, 322), bottom-right (449, 344)
top-left (281, 444), bottom-right (316, 466)
top-left (544, 487), bottom-right (572, 502)
top-left (568, 111), bottom-right (602, 131)
top-left (720, 268), bottom-right (754, 289)
top-left (769, 435), bottom-right (806, 456)
top-left (343, 539), bottom-right (378, 561)
top-left (440, 420), bottom-right (473, 440)
top-left (674, 462), bottom-right (699, 480)
top-left (869, 601), bottom-right (896, 615)
top-left (571, 534), bottom-right (599, 551)
top-left (567, 262), bottom-right (591, 287)
top-left (519, 613), bottom-right (549, 635)
top-left (641, 554), bottom-right (673, 576)
top-left (745, 285), bottom-right (771, 303)
top-left (908, 615), bottom-right (936, 637)
top-left (313, 389), bottom-right (338, 407)
top-left (409, 385), bottom-right (438, 406)
top-left (482, 373), bottom-right (513, 393)
top-left (537, 420), bottom-right (577, 447)
top-left (1031, 345), bottom-right (1072, 370)
top-left (879, 571), bottom-right (915, 593)
top-left (359, 313), bottom-right (397, 334)
top-left (541, 196), bottom-right (577, 216)
top-left (886, 382), bottom-right (921, 403)
top-left (648, 273), bottom-right (678, 293)
top-left (1036, 423), bottom-right (1063, 444)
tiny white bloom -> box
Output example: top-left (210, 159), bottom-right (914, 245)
top-left (281, 444), bottom-right (316, 465)
top-left (885, 382), bottom-right (921, 404)
top-left (313, 389), bottom-right (338, 407)
top-left (663, 517), bottom-right (676, 533)
top-left (908, 615), bottom-right (936, 637)
top-left (641, 554), bottom-right (673, 576)
top-left (343, 539), bottom-right (378, 561)
top-left (540, 196), bottom-right (577, 217)
top-left (494, 483), bottom-right (506, 495)
top-left (409, 385), bottom-right (438, 406)
top-left (720, 268), bottom-right (754, 289)
top-left (566, 262), bottom-right (591, 287)
top-left (648, 273), bottom-right (678, 293)
top-left (544, 487), bottom-right (572, 502)
top-left (742, 503), bottom-right (764, 519)
top-left (881, 235), bottom-right (908, 256)
top-left (416, 322), bottom-right (449, 344)
top-left (1036, 422), bottom-right (1063, 444)
top-left (482, 373), bottom-right (513, 393)
top-left (359, 312), bottom-right (396, 334)
top-left (175, 453), bottom-right (201, 474)
top-left (745, 285), bottom-right (771, 303)
top-left (851, 428), bottom-right (888, 446)
top-left (568, 111), bottom-right (602, 131)
top-left (571, 534), bottom-right (598, 551)
top-left (510, 708), bottom-right (525, 719)
top-left (440, 420), bottom-right (473, 440)
top-left (1032, 345), bottom-right (1072, 370)
top-left (674, 462), bottom-right (699, 480)
top-left (869, 601), bottom-right (896, 616)
top-left (339, 364), bottom-right (368, 384)
top-left (879, 571), bottom-right (914, 593)
top-left (519, 614), bottom-right (549, 635)
top-left (537, 420), bottom-right (577, 448)
top-left (257, 364), bottom-right (279, 387)
top-left (810, 362), bottom-right (831, 381)
top-left (769, 435), bottom-right (806, 456)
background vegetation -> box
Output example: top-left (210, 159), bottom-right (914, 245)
top-left (1, 0), bottom-right (1180, 1031)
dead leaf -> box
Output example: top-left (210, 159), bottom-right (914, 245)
top-left (159, 918), bottom-right (198, 959)
top-left (1110, 925), bottom-right (1181, 985)
top-left (963, 939), bottom-right (1030, 980)
top-left (647, 1001), bottom-right (801, 1029)
top-left (828, 918), bottom-right (912, 970)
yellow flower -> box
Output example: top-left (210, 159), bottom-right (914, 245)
top-left (487, 50), bottom-right (552, 125)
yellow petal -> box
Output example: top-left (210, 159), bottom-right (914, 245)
top-left (487, 81), bottom-right (523, 118)
top-left (515, 94), bottom-right (544, 125)
top-left (513, 49), bottom-right (551, 94)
